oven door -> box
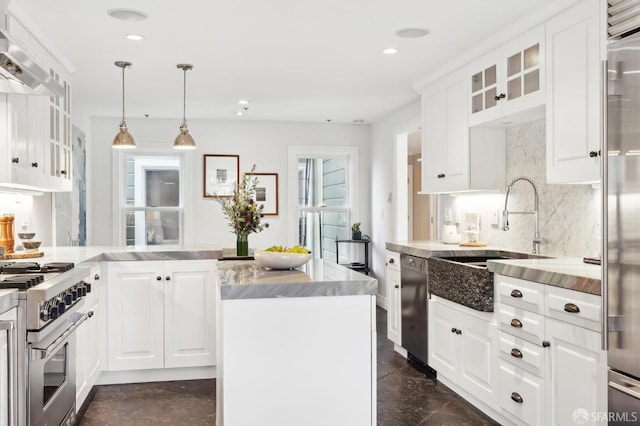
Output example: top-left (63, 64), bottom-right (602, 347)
top-left (28, 311), bottom-right (88, 426)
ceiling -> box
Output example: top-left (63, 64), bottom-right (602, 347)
top-left (19, 0), bottom-right (560, 124)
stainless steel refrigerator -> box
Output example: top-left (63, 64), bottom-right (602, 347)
top-left (606, 29), bottom-right (640, 424)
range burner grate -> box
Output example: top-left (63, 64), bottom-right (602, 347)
top-left (41, 262), bottom-right (75, 273)
top-left (0, 262), bottom-right (41, 274)
top-left (0, 274), bottom-right (45, 290)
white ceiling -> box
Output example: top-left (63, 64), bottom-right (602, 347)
top-left (19, 0), bottom-right (562, 124)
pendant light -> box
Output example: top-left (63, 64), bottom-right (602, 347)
top-left (173, 64), bottom-right (196, 150)
top-left (112, 61), bottom-right (136, 149)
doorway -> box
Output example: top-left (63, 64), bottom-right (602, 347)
top-left (395, 121), bottom-right (435, 242)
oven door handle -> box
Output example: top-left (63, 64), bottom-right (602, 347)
top-left (31, 312), bottom-right (89, 359)
top-left (0, 320), bottom-right (17, 426)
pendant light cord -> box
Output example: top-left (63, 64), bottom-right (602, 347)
top-left (121, 64), bottom-right (126, 123)
top-left (182, 67), bottom-right (187, 123)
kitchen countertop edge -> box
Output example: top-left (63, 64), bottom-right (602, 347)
top-left (218, 259), bottom-right (377, 300)
top-left (386, 241), bottom-right (601, 296)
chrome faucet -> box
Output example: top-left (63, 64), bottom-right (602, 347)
top-left (501, 176), bottom-right (542, 254)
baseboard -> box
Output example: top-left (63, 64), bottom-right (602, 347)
top-left (96, 366), bottom-right (216, 385)
top-left (376, 295), bottom-right (388, 310)
top-left (393, 344), bottom-right (408, 358)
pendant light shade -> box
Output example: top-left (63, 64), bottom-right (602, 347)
top-left (112, 61), bottom-right (136, 149)
top-left (174, 64), bottom-right (196, 150)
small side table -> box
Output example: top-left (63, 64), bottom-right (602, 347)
top-left (335, 239), bottom-right (370, 275)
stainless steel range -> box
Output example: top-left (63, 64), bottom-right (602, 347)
top-left (0, 261), bottom-right (92, 426)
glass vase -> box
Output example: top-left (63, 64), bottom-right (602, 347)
top-left (236, 234), bottom-right (249, 257)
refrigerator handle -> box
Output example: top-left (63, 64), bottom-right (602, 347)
top-left (601, 58), bottom-right (608, 351)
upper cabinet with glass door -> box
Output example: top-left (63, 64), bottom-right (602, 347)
top-left (468, 25), bottom-right (545, 126)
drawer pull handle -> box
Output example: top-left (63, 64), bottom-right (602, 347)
top-left (511, 392), bottom-right (523, 404)
top-left (511, 348), bottom-right (523, 358)
top-left (564, 303), bottom-right (580, 313)
top-left (510, 289), bottom-right (523, 298)
top-left (510, 318), bottom-right (523, 328)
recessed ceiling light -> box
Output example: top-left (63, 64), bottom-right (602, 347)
top-left (353, 119), bottom-right (365, 124)
top-left (236, 111), bottom-right (244, 116)
top-left (395, 28), bottom-right (430, 38)
top-left (108, 9), bottom-right (148, 22)
top-left (238, 99), bottom-right (250, 105)
top-left (382, 48), bottom-right (398, 55)
top-left (125, 34), bottom-right (144, 41)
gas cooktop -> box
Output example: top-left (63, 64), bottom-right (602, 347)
top-left (0, 261), bottom-right (75, 289)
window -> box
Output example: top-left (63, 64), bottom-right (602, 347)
top-left (288, 146), bottom-right (359, 260)
top-left (120, 154), bottom-right (184, 247)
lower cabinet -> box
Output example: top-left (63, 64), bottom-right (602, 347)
top-left (495, 274), bottom-right (606, 426)
top-left (106, 260), bottom-right (216, 372)
top-left (0, 306), bottom-right (17, 426)
top-left (76, 265), bottom-right (104, 409)
top-left (429, 297), bottom-right (499, 411)
top-left (385, 251), bottom-right (401, 346)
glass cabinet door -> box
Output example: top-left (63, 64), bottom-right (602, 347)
top-left (506, 42), bottom-right (541, 102)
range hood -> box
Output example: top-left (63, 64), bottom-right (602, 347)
top-left (0, 29), bottom-right (64, 97)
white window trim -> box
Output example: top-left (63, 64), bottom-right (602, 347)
top-left (287, 145), bottom-right (359, 248)
top-left (112, 144), bottom-right (194, 247)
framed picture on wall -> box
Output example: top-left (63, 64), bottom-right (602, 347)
top-left (246, 172), bottom-right (279, 216)
top-left (204, 154), bottom-right (240, 197)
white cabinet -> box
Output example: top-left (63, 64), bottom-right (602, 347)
top-left (545, 317), bottom-right (606, 426)
top-left (429, 297), bottom-right (499, 410)
top-left (421, 69), bottom-right (506, 194)
top-left (545, 0), bottom-right (602, 184)
top-left (494, 274), bottom-right (606, 426)
top-left (106, 260), bottom-right (216, 372)
top-left (0, 307), bottom-right (17, 426)
top-left (47, 60), bottom-right (72, 189)
top-left (468, 25), bottom-right (545, 126)
top-left (76, 265), bottom-right (104, 410)
top-left (385, 251), bottom-right (401, 346)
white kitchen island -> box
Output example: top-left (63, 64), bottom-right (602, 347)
top-left (216, 260), bottom-right (378, 426)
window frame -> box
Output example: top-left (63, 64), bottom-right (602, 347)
top-left (287, 145), bottom-right (359, 252)
top-left (112, 145), bottom-right (193, 247)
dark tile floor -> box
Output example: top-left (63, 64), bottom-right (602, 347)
top-left (78, 307), bottom-right (498, 426)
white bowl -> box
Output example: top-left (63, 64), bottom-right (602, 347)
top-left (254, 250), bottom-right (311, 269)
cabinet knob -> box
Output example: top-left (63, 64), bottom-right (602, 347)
top-left (451, 327), bottom-right (457, 334)
top-left (510, 318), bottom-right (523, 328)
top-left (542, 340), bottom-right (550, 348)
top-left (510, 392), bottom-right (523, 404)
top-left (456, 329), bottom-right (462, 335)
top-left (510, 348), bottom-right (523, 358)
top-left (437, 173), bottom-right (445, 179)
top-left (87, 310), bottom-right (94, 318)
top-left (31, 162), bottom-right (38, 168)
top-left (60, 170), bottom-right (67, 175)
top-left (589, 150), bottom-right (601, 158)
top-left (157, 276), bottom-right (162, 281)
top-left (495, 93), bottom-right (506, 101)
top-left (388, 258), bottom-right (395, 264)
top-left (165, 276), bottom-right (171, 281)
top-left (563, 303), bottom-right (580, 313)
top-left (94, 274), bottom-right (100, 280)
top-left (510, 289), bottom-right (523, 298)
top-left (12, 157), bottom-right (19, 164)
top-left (394, 284), bottom-right (399, 289)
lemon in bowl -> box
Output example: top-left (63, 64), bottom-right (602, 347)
top-left (254, 245), bottom-right (311, 269)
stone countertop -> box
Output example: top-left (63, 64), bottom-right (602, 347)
top-left (4, 245), bottom-right (224, 264)
top-left (487, 257), bottom-right (601, 295)
top-left (217, 259), bottom-right (378, 300)
top-left (386, 240), bottom-right (601, 295)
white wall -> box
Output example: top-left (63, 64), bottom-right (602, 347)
top-left (369, 100), bottom-right (421, 301)
top-left (88, 117), bottom-right (371, 250)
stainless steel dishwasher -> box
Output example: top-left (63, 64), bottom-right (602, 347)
top-left (400, 254), bottom-right (431, 370)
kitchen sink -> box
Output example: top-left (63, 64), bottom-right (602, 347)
top-left (427, 251), bottom-right (554, 312)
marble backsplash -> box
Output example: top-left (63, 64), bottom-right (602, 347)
top-left (438, 119), bottom-right (601, 258)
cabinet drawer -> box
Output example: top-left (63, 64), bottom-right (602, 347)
top-left (496, 275), bottom-right (544, 314)
top-left (499, 361), bottom-right (545, 426)
top-left (385, 251), bottom-right (400, 271)
top-left (498, 331), bottom-right (545, 378)
top-left (545, 286), bottom-right (601, 332)
top-left (498, 304), bottom-right (545, 345)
